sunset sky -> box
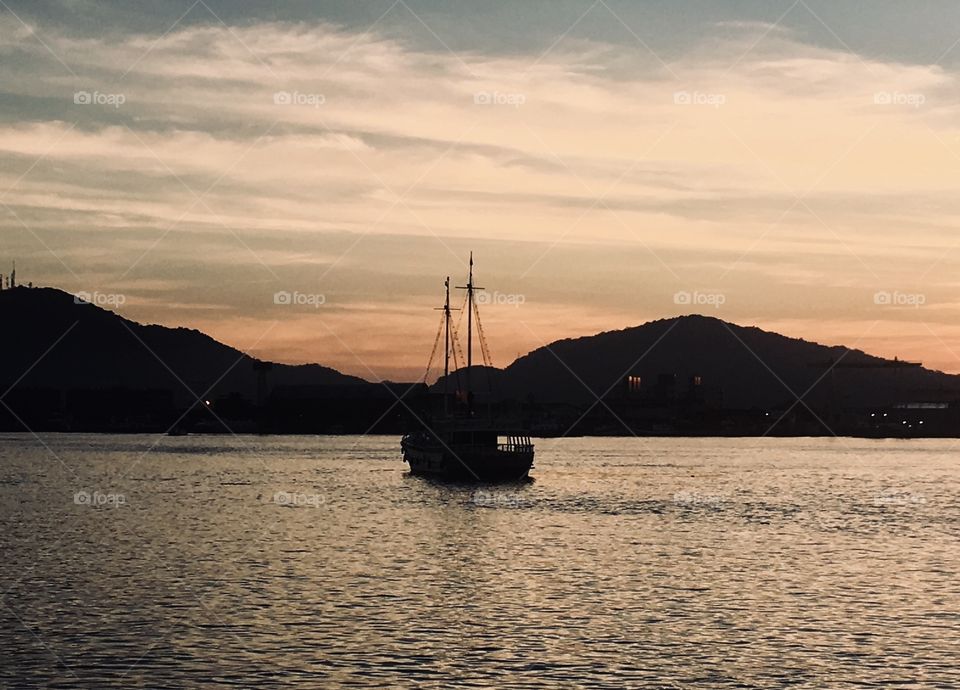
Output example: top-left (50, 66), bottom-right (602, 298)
top-left (5, 1), bottom-right (960, 381)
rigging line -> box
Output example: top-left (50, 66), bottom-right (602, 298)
top-left (471, 299), bottom-right (496, 398)
top-left (449, 319), bottom-right (463, 401)
top-left (454, 291), bottom-right (468, 332)
top-left (449, 318), bottom-right (470, 401)
top-left (473, 304), bottom-right (493, 398)
top-left (422, 311), bottom-right (446, 383)
top-left (473, 302), bottom-right (494, 415)
top-left (472, 300), bottom-right (493, 368)
top-left (450, 320), bottom-right (467, 374)
top-left (473, 301), bottom-right (494, 378)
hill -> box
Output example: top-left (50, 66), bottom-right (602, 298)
top-left (0, 286), bottom-right (366, 406)
top-left (498, 314), bottom-right (960, 409)
top-left (5, 286), bottom-right (960, 435)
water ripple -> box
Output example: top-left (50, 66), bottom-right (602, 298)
top-left (1, 435), bottom-right (958, 688)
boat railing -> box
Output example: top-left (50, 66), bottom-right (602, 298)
top-left (497, 442), bottom-right (534, 454)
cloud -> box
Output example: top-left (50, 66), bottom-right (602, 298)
top-left (4, 15), bottom-right (960, 377)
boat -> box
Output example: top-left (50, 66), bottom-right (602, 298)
top-left (401, 254), bottom-right (535, 482)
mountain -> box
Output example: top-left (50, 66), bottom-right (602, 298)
top-left (5, 286), bottom-right (960, 434)
top-left (498, 315), bottom-right (960, 409)
top-left (0, 286), bottom-right (366, 405)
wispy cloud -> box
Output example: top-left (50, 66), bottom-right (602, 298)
top-left (4, 15), bottom-right (960, 377)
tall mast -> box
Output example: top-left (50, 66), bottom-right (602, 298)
top-left (443, 276), bottom-right (450, 416)
top-left (456, 252), bottom-right (483, 416)
top-left (434, 276), bottom-right (458, 416)
top-left (466, 253), bottom-right (473, 393)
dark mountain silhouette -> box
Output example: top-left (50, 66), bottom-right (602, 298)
top-left (489, 315), bottom-right (960, 410)
top-left (0, 286), bottom-right (366, 406)
top-left (5, 286), bottom-right (960, 435)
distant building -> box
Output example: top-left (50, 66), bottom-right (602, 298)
top-left (579, 371), bottom-right (725, 434)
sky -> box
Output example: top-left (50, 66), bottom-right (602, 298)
top-left (4, 0), bottom-right (960, 381)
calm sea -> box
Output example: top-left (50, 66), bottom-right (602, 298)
top-left (1, 434), bottom-right (958, 688)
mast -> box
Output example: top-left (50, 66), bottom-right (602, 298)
top-left (433, 276), bottom-right (458, 416)
top-left (457, 252), bottom-right (483, 416)
top-left (467, 253), bottom-right (473, 400)
top-left (443, 276), bottom-right (450, 416)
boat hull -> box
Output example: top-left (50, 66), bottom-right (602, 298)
top-left (401, 438), bottom-right (534, 482)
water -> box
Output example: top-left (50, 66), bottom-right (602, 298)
top-left (1, 434), bottom-right (958, 688)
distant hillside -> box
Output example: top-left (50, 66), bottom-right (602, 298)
top-left (0, 287), bottom-right (366, 404)
top-left (6, 287), bottom-right (959, 425)
top-left (498, 315), bottom-right (960, 409)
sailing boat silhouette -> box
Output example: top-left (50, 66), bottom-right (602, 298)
top-left (400, 254), bottom-right (535, 481)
